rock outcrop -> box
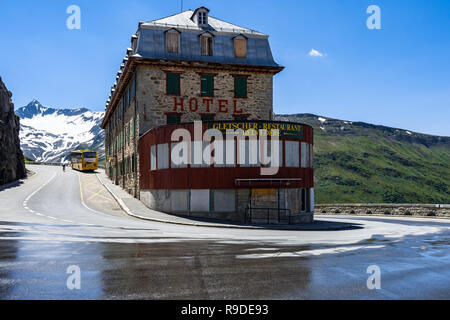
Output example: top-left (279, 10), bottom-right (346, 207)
top-left (0, 77), bottom-right (26, 185)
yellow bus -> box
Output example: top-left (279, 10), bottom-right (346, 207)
top-left (70, 150), bottom-right (98, 171)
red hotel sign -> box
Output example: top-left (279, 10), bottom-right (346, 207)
top-left (173, 97), bottom-right (243, 114)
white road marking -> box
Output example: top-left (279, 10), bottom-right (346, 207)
top-left (21, 171), bottom-right (86, 225)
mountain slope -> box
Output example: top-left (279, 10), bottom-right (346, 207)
top-left (275, 114), bottom-right (450, 204)
top-left (16, 100), bottom-right (104, 163)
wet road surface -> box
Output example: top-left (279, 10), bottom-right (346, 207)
top-left (0, 165), bottom-right (449, 299)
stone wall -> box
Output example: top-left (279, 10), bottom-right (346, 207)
top-left (316, 204), bottom-right (450, 218)
top-left (0, 77), bottom-right (26, 185)
top-left (105, 64), bottom-right (275, 198)
top-left (104, 85), bottom-right (139, 197)
top-left (136, 65), bottom-right (274, 135)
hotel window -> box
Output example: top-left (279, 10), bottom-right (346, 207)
top-left (198, 12), bottom-right (208, 26)
top-left (131, 76), bottom-right (136, 100)
top-left (201, 75), bottom-right (214, 97)
top-left (285, 141), bottom-right (300, 168)
top-left (166, 73), bottom-right (181, 95)
top-left (166, 30), bottom-right (180, 53)
top-left (166, 113), bottom-right (181, 125)
top-left (300, 189), bottom-right (307, 212)
top-left (234, 76), bottom-right (247, 98)
top-left (157, 144), bottom-right (169, 170)
top-left (124, 87), bottom-right (129, 108)
top-left (171, 142), bottom-right (188, 169)
top-left (238, 139), bottom-right (259, 167)
top-left (233, 114), bottom-right (249, 121)
top-left (201, 114), bottom-right (215, 122)
top-left (301, 142), bottom-right (311, 168)
top-left (191, 141), bottom-right (211, 168)
top-left (200, 35), bottom-right (213, 56)
top-left (234, 36), bottom-right (247, 58)
top-left (150, 145), bottom-right (157, 171)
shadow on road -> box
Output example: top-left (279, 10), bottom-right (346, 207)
top-left (0, 180), bottom-right (24, 192)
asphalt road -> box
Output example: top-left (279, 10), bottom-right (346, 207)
top-left (0, 165), bottom-right (449, 299)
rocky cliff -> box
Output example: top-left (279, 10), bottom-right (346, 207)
top-left (0, 77), bottom-right (26, 185)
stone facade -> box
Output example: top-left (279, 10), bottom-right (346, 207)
top-left (104, 64), bottom-right (277, 198)
top-left (137, 65), bottom-right (274, 133)
top-left (316, 204), bottom-right (450, 218)
top-left (0, 77), bottom-right (26, 185)
top-left (104, 83), bottom-right (139, 197)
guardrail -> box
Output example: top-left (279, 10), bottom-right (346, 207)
top-left (315, 204), bottom-right (450, 217)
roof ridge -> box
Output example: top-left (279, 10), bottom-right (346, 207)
top-left (208, 14), bottom-right (263, 34)
top-left (146, 9), bottom-right (193, 24)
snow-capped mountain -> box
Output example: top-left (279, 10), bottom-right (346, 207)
top-left (16, 100), bottom-right (105, 163)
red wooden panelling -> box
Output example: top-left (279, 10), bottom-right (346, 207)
top-left (139, 121), bottom-right (314, 190)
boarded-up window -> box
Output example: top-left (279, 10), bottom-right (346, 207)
top-left (157, 144), bottom-right (169, 170)
top-left (234, 38), bottom-right (247, 58)
top-left (201, 36), bottom-right (213, 56)
top-left (213, 190), bottom-right (236, 212)
top-left (301, 142), bottom-right (309, 168)
top-left (190, 190), bottom-right (210, 212)
top-left (201, 75), bottom-right (214, 96)
top-left (191, 141), bottom-right (211, 168)
top-left (238, 139), bottom-right (259, 167)
top-left (167, 32), bottom-right (179, 53)
top-left (150, 145), bottom-right (157, 171)
top-left (234, 76), bottom-right (247, 98)
top-left (166, 73), bottom-right (180, 95)
top-left (285, 141), bottom-right (300, 167)
top-left (171, 142), bottom-right (188, 168)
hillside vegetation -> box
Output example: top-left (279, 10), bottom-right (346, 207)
top-left (275, 114), bottom-right (450, 204)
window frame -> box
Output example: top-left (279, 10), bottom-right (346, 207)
top-left (166, 29), bottom-right (180, 54)
top-left (233, 35), bottom-right (247, 58)
top-left (165, 112), bottom-right (182, 125)
top-left (200, 34), bottom-right (213, 56)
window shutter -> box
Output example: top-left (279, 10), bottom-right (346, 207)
top-left (201, 36), bottom-right (208, 56)
top-left (167, 113), bottom-right (181, 125)
top-left (234, 39), bottom-right (247, 58)
top-left (167, 73), bottom-right (180, 95)
top-left (201, 75), bottom-right (213, 96)
top-left (167, 32), bottom-right (179, 53)
top-left (131, 76), bottom-right (136, 100)
top-left (234, 76), bottom-right (247, 98)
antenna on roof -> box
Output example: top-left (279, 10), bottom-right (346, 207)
top-left (180, 0), bottom-right (183, 12)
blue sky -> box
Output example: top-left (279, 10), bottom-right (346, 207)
top-left (0, 0), bottom-right (449, 136)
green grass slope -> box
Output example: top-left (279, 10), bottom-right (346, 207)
top-left (275, 114), bottom-right (450, 204)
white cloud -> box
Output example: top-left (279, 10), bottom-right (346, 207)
top-left (308, 49), bottom-right (325, 57)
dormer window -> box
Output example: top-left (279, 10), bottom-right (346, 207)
top-left (199, 12), bottom-right (208, 25)
top-left (166, 29), bottom-right (180, 53)
top-left (234, 35), bottom-right (247, 58)
top-left (191, 7), bottom-right (210, 28)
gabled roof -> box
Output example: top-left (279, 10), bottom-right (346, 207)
top-left (140, 10), bottom-right (267, 37)
top-left (191, 6), bottom-right (210, 20)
